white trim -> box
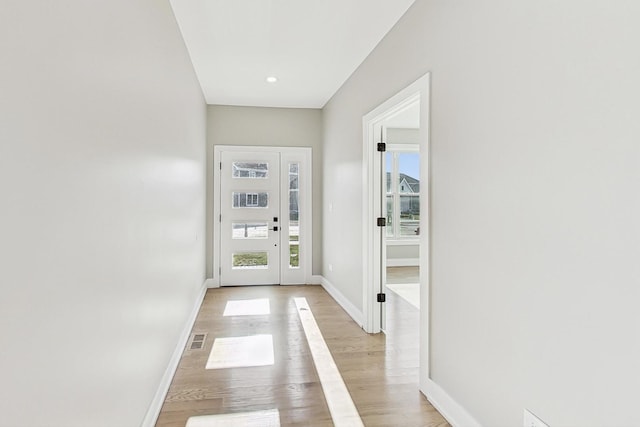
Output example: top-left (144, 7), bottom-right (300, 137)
top-left (363, 83), bottom-right (422, 334)
top-left (423, 379), bottom-right (482, 427)
top-left (418, 73), bottom-right (432, 390)
top-left (142, 281), bottom-right (208, 427)
top-left (362, 73), bottom-right (431, 384)
top-left (213, 147), bottom-right (222, 287)
top-left (386, 143), bottom-right (419, 152)
top-left (310, 274), bottom-right (323, 285)
top-left (320, 276), bottom-right (364, 328)
top-left (204, 278), bottom-right (218, 288)
top-left (386, 258), bottom-right (419, 267)
top-left (386, 239), bottom-right (419, 246)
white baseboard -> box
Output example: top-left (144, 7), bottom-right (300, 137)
top-left (423, 379), bottom-right (482, 427)
top-left (319, 276), bottom-right (364, 328)
top-left (309, 275), bottom-right (323, 285)
top-left (204, 278), bottom-right (218, 288)
top-left (387, 257), bottom-right (419, 267)
top-left (141, 281), bottom-right (208, 427)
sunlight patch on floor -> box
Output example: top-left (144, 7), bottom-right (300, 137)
top-left (294, 297), bottom-right (364, 427)
top-left (205, 334), bottom-right (274, 369)
top-left (185, 409), bottom-right (280, 427)
top-left (223, 298), bottom-right (270, 316)
top-left (386, 283), bottom-right (420, 309)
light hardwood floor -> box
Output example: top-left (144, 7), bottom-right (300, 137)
top-left (386, 266), bottom-right (419, 284)
top-left (155, 284), bottom-right (448, 427)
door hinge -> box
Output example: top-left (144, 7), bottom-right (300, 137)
top-left (219, 266), bottom-right (221, 275)
top-left (377, 142), bottom-right (386, 152)
top-left (219, 214), bottom-right (221, 222)
top-left (377, 217), bottom-right (386, 227)
top-left (377, 293), bottom-right (386, 303)
top-left (219, 162), bottom-right (222, 170)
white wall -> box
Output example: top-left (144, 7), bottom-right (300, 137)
top-left (387, 128), bottom-right (420, 144)
top-left (0, 1), bottom-right (206, 426)
top-left (387, 244), bottom-right (419, 266)
top-left (323, 0), bottom-right (640, 425)
top-left (206, 105), bottom-right (323, 277)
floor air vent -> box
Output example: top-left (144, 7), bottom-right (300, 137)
top-left (188, 333), bottom-right (207, 350)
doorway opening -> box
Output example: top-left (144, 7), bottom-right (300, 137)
top-left (382, 132), bottom-right (421, 333)
top-left (362, 73), bottom-right (430, 391)
top-left (213, 146), bottom-right (312, 287)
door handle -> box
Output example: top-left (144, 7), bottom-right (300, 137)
top-left (271, 226), bottom-right (279, 231)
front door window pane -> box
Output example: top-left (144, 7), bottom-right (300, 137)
top-left (232, 223), bottom-right (268, 239)
top-left (232, 192), bottom-right (269, 208)
top-left (233, 252), bottom-right (268, 269)
top-left (232, 162), bottom-right (268, 178)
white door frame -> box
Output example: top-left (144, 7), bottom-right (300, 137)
top-left (213, 145), bottom-right (312, 286)
top-left (362, 73), bottom-right (431, 389)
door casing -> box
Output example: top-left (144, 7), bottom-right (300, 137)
top-left (362, 73), bottom-right (431, 391)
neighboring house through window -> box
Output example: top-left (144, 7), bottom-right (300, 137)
top-left (386, 149), bottom-right (420, 239)
top-left (246, 193), bottom-right (258, 207)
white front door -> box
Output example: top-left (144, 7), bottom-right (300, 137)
top-left (220, 151), bottom-right (281, 285)
top-left (216, 147), bottom-right (311, 287)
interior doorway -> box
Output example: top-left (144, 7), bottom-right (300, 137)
top-left (213, 146), bottom-right (312, 286)
top-left (362, 73), bottom-right (431, 391)
top-left (381, 132), bottom-right (421, 333)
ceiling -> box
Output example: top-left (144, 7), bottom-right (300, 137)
top-left (169, 0), bottom-right (415, 108)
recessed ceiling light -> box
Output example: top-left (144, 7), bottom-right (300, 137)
top-left (266, 76), bottom-right (278, 83)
